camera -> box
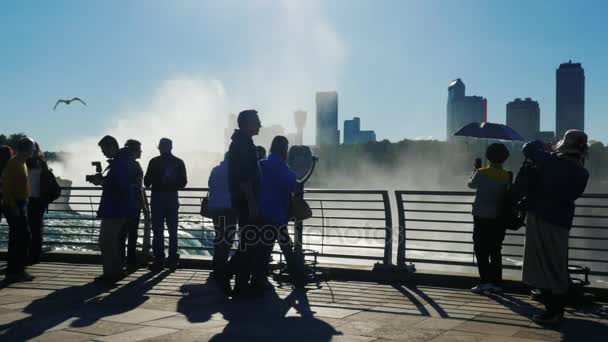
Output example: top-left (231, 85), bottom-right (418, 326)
top-left (85, 161), bottom-right (103, 184)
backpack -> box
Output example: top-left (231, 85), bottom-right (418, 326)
top-left (500, 187), bottom-right (526, 231)
top-left (499, 160), bottom-right (539, 231)
top-left (45, 167), bottom-right (62, 204)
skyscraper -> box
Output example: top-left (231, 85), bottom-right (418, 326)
top-left (446, 79), bottom-right (487, 140)
top-left (344, 117), bottom-right (376, 144)
top-left (506, 98), bottom-right (540, 141)
top-left (316, 91), bottom-right (340, 146)
top-left (556, 61), bottom-right (585, 138)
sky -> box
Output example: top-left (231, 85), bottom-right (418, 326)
top-left (1, 0), bottom-right (607, 152)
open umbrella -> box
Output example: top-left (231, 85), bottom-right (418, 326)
top-left (453, 122), bottom-right (524, 141)
top-left (453, 122), bottom-right (524, 167)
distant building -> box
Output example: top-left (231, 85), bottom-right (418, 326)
top-left (506, 98), bottom-right (540, 141)
top-left (537, 131), bottom-right (556, 143)
top-left (343, 117), bottom-right (376, 144)
top-left (446, 79), bottom-right (487, 140)
top-left (556, 61), bottom-right (585, 138)
top-left (292, 110), bottom-right (307, 145)
top-left (316, 92), bottom-right (340, 146)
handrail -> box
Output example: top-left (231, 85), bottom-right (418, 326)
top-left (1, 187), bottom-right (393, 267)
top-left (395, 191), bottom-right (608, 277)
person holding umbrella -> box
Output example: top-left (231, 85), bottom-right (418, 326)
top-left (468, 143), bottom-right (511, 294)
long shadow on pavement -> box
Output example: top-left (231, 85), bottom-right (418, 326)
top-left (177, 281), bottom-right (340, 342)
top-left (0, 270), bottom-right (171, 340)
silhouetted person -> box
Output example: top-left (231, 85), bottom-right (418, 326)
top-left (26, 142), bottom-right (59, 265)
top-left (207, 152), bottom-right (236, 294)
top-left (228, 109), bottom-right (262, 297)
top-left (254, 136), bottom-right (297, 292)
top-left (145, 138), bottom-right (187, 271)
top-left (91, 135), bottom-right (137, 283)
top-left (468, 143), bottom-right (510, 294)
top-left (0, 145), bottom-right (14, 223)
top-left (2, 138), bottom-right (35, 283)
top-left (121, 139), bottom-right (144, 271)
top-left (522, 130), bottom-right (589, 325)
top-left (256, 145), bottom-right (267, 161)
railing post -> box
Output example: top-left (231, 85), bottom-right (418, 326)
top-left (381, 191), bottom-right (393, 266)
top-left (395, 191), bottom-right (406, 267)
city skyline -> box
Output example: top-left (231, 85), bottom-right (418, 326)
top-left (1, 1), bottom-right (607, 151)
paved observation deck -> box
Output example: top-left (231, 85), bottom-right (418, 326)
top-left (0, 262), bottom-right (606, 341)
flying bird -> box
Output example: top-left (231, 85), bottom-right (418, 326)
top-left (53, 97), bottom-right (87, 110)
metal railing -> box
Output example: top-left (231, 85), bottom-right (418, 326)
top-left (395, 191), bottom-right (608, 277)
top-left (0, 187), bottom-right (393, 267)
top-left (2, 187), bottom-right (606, 277)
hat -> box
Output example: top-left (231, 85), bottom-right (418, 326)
top-left (555, 129), bottom-right (588, 156)
top-left (486, 143), bottom-right (510, 164)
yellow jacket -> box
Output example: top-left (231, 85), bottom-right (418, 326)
top-left (2, 157), bottom-right (29, 210)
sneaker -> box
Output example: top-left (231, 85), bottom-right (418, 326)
top-left (533, 311), bottom-right (564, 325)
top-left (471, 283), bottom-right (491, 294)
top-left (4, 271), bottom-right (34, 284)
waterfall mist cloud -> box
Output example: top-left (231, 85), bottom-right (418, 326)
top-left (53, 0), bottom-right (347, 186)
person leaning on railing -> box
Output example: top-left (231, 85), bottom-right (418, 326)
top-left (2, 138), bottom-right (35, 284)
top-left (467, 143), bottom-right (511, 295)
top-left (521, 130), bottom-right (589, 325)
top-left (0, 145), bottom-right (15, 223)
top-left (207, 151), bottom-right (236, 295)
top-left (90, 135), bottom-right (138, 284)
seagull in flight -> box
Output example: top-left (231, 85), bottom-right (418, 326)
top-left (53, 97), bottom-right (87, 110)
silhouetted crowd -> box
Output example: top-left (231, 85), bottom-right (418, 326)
top-left (0, 112), bottom-right (591, 323)
top-left (1, 109), bottom-right (303, 300)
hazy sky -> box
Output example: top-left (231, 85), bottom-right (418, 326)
top-left (1, 0), bottom-right (606, 151)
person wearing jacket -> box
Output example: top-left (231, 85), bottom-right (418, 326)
top-left (468, 143), bottom-right (511, 294)
top-left (207, 152), bottom-right (236, 294)
top-left (2, 138), bottom-right (35, 284)
top-left (253, 136), bottom-right (298, 293)
top-left (121, 139), bottom-right (144, 271)
top-left (144, 138), bottom-right (187, 271)
top-left (227, 109), bottom-right (262, 297)
top-left (91, 135), bottom-right (137, 283)
top-left (522, 130), bottom-right (589, 325)
top-left (26, 143), bottom-right (55, 265)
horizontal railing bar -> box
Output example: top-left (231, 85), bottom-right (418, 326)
top-left (302, 233), bottom-right (385, 240)
top-left (303, 224), bottom-right (385, 230)
top-left (303, 198), bottom-right (384, 203)
top-left (302, 242), bottom-right (384, 250)
top-left (305, 189), bottom-right (387, 195)
top-left (406, 218), bottom-right (472, 224)
top-left (309, 207), bottom-right (386, 212)
top-left (403, 200), bottom-right (473, 205)
top-left (310, 216), bottom-right (386, 221)
top-left (404, 209), bottom-right (471, 214)
top-left (398, 191), bottom-right (475, 196)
